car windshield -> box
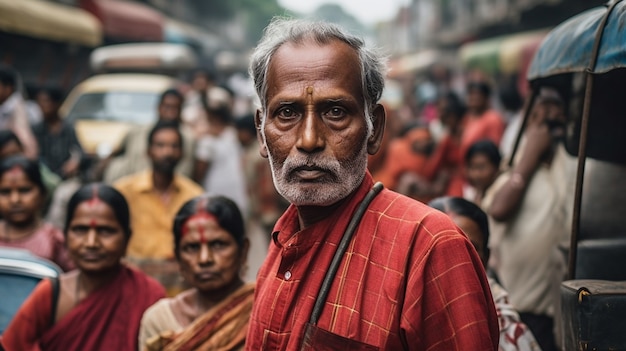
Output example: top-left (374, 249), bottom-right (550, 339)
top-left (66, 92), bottom-right (159, 124)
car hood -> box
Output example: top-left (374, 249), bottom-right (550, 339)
top-left (75, 120), bottom-right (134, 157)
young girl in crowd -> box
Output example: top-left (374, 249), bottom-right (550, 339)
top-left (1, 183), bottom-right (165, 351)
top-left (0, 155), bottom-right (73, 271)
top-left (139, 195), bottom-right (254, 351)
top-left (463, 139), bottom-right (502, 205)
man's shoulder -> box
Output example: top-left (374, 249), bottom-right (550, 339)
top-left (174, 174), bottom-right (204, 194)
top-left (113, 171), bottom-right (149, 192)
top-left (370, 189), bottom-right (463, 239)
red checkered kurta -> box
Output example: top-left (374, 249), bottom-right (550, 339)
top-left (245, 173), bottom-right (499, 350)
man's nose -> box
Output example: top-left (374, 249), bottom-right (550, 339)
top-left (296, 110), bottom-right (325, 153)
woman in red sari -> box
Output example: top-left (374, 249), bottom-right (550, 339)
top-left (1, 183), bottom-right (165, 351)
top-left (139, 195), bottom-right (253, 351)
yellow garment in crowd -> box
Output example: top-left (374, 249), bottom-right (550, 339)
top-left (114, 170), bottom-right (203, 259)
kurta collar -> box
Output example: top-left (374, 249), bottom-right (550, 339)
top-left (135, 170), bottom-right (181, 194)
top-left (272, 172), bottom-right (375, 249)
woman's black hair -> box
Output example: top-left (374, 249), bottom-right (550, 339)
top-left (64, 183), bottom-right (131, 239)
top-left (466, 81), bottom-right (492, 97)
top-left (464, 139), bottom-right (502, 167)
top-left (428, 196), bottom-right (490, 248)
top-left (0, 156), bottom-right (46, 197)
top-left (440, 92), bottom-right (466, 121)
top-left (159, 88), bottom-right (183, 105)
top-left (147, 120), bottom-right (183, 148)
top-left (0, 130), bottom-right (22, 151)
top-left (234, 113), bottom-right (257, 135)
top-left (173, 195), bottom-right (245, 259)
top-left (38, 85), bottom-right (65, 104)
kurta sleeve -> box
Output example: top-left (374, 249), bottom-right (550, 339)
top-left (1, 279), bottom-right (53, 351)
top-left (401, 216), bottom-right (499, 350)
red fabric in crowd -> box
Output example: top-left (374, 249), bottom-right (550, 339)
top-left (1, 265), bottom-right (165, 351)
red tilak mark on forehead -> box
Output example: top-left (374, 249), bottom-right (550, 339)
top-left (180, 212), bottom-right (218, 238)
top-left (6, 165), bottom-right (23, 178)
top-left (199, 224), bottom-right (206, 244)
top-left (181, 197), bottom-right (217, 238)
top-left (86, 187), bottom-right (102, 207)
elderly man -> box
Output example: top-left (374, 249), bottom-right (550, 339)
top-left (245, 18), bottom-right (498, 350)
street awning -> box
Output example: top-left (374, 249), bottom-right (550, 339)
top-left (388, 49), bottom-right (443, 79)
top-left (164, 17), bottom-right (221, 55)
top-left (81, 0), bottom-right (163, 42)
top-left (90, 43), bottom-right (198, 73)
top-left (460, 29), bottom-right (549, 76)
top-left (528, 2), bottom-right (626, 81)
top-left (0, 0), bottom-right (101, 47)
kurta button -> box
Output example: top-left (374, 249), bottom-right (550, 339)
top-left (284, 271), bottom-right (292, 280)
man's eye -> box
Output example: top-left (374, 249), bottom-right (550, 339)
top-left (325, 107), bottom-right (346, 119)
top-left (277, 107), bottom-right (298, 119)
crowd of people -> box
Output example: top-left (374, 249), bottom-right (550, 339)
top-left (0, 16), bottom-right (577, 351)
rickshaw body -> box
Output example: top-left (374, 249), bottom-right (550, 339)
top-left (524, 1), bottom-right (626, 348)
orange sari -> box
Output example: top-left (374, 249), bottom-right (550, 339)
top-left (146, 283), bottom-right (255, 351)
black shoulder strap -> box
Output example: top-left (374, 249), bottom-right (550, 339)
top-left (49, 277), bottom-right (60, 327)
top-left (308, 182), bottom-right (384, 325)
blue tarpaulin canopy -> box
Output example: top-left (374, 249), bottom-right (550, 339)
top-left (527, 1), bottom-right (626, 81)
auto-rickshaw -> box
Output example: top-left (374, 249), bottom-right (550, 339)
top-left (516, 0), bottom-right (626, 348)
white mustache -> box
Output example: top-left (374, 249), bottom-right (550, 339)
top-left (281, 155), bottom-right (341, 180)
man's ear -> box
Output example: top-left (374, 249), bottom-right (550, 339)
top-left (255, 109), bottom-right (268, 158)
top-left (367, 104), bottom-right (386, 155)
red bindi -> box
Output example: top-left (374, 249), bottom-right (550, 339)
top-left (89, 219), bottom-right (97, 229)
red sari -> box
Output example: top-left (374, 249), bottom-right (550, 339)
top-left (1, 265), bottom-right (165, 351)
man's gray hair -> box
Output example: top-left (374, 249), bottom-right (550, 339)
top-left (248, 17), bottom-right (387, 135)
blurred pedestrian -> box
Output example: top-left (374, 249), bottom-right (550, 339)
top-left (461, 80), bottom-right (505, 161)
top-left (0, 183), bottom-right (165, 351)
top-left (192, 97), bottom-right (248, 217)
top-left (373, 123), bottom-right (434, 192)
top-left (429, 196), bottom-right (541, 351)
top-left (0, 65), bottom-right (38, 159)
top-left (0, 156), bottom-right (73, 271)
top-left (498, 82), bottom-right (525, 160)
top-left (102, 89), bottom-right (196, 184)
top-left (139, 195), bottom-right (254, 351)
top-left (32, 86), bottom-right (84, 179)
top-left (114, 121), bottom-right (203, 261)
top-left (235, 113), bottom-right (287, 281)
top-left (0, 130), bottom-right (60, 211)
top-left (421, 92), bottom-right (466, 197)
top-left (463, 139), bottom-right (502, 205)
top-left (483, 88), bottom-right (576, 351)
top-left (182, 68), bottom-right (232, 138)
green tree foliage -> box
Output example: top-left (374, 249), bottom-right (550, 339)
top-left (188, 0), bottom-right (284, 46)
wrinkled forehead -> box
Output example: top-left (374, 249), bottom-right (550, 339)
top-left (269, 38), bottom-right (361, 77)
top-left (265, 40), bottom-right (363, 100)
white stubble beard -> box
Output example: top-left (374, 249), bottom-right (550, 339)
top-left (261, 131), bottom-right (368, 207)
